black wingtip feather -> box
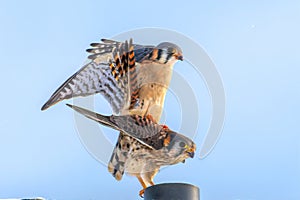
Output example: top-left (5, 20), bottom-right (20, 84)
top-left (41, 103), bottom-right (50, 111)
top-left (66, 103), bottom-right (73, 108)
top-left (41, 98), bottom-right (57, 111)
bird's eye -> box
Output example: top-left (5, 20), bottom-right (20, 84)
top-left (179, 141), bottom-right (186, 148)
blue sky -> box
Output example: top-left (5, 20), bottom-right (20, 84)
top-left (0, 0), bottom-right (299, 199)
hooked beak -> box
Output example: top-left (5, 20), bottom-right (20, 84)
top-left (184, 143), bottom-right (196, 159)
top-left (177, 55), bottom-right (183, 61)
top-left (187, 151), bottom-right (195, 158)
top-left (185, 145), bottom-right (195, 158)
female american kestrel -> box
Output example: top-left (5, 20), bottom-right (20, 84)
top-left (66, 104), bottom-right (195, 197)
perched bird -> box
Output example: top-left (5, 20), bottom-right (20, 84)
top-left (66, 104), bottom-right (196, 196)
top-left (41, 38), bottom-right (184, 193)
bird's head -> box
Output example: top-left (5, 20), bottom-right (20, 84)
top-left (149, 42), bottom-right (183, 65)
top-left (163, 131), bottom-right (196, 164)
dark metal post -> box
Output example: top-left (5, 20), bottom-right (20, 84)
top-left (144, 183), bottom-right (199, 200)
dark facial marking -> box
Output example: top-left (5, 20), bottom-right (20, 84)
top-left (157, 49), bottom-right (162, 60)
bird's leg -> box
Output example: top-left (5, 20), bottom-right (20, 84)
top-left (137, 175), bottom-right (147, 198)
top-left (146, 114), bottom-right (157, 123)
top-left (145, 169), bottom-right (158, 186)
top-left (138, 170), bottom-right (158, 197)
top-left (149, 180), bottom-right (155, 186)
top-left (146, 114), bottom-right (170, 129)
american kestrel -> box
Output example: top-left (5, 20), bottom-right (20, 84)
top-left (41, 38), bottom-right (184, 193)
top-left (41, 38), bottom-right (183, 117)
top-left (66, 104), bottom-right (196, 196)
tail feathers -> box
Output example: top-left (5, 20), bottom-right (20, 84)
top-left (108, 132), bottom-right (131, 180)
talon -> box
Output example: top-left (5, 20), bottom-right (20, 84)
top-left (139, 189), bottom-right (145, 198)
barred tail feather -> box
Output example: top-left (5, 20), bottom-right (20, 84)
top-left (108, 132), bottom-right (131, 180)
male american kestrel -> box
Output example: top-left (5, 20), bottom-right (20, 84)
top-left (41, 38), bottom-right (184, 194)
top-left (66, 104), bottom-right (196, 196)
top-left (41, 38), bottom-right (183, 117)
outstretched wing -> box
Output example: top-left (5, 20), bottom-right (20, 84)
top-left (41, 39), bottom-right (138, 114)
top-left (66, 104), bottom-right (166, 150)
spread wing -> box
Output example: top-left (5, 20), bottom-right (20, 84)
top-left (66, 104), bottom-right (166, 150)
top-left (41, 39), bottom-right (144, 114)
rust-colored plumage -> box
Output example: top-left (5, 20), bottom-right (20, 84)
top-left (41, 38), bottom-right (185, 196)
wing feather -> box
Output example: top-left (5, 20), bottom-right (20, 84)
top-left (66, 104), bottom-right (165, 150)
top-left (42, 39), bottom-right (142, 113)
